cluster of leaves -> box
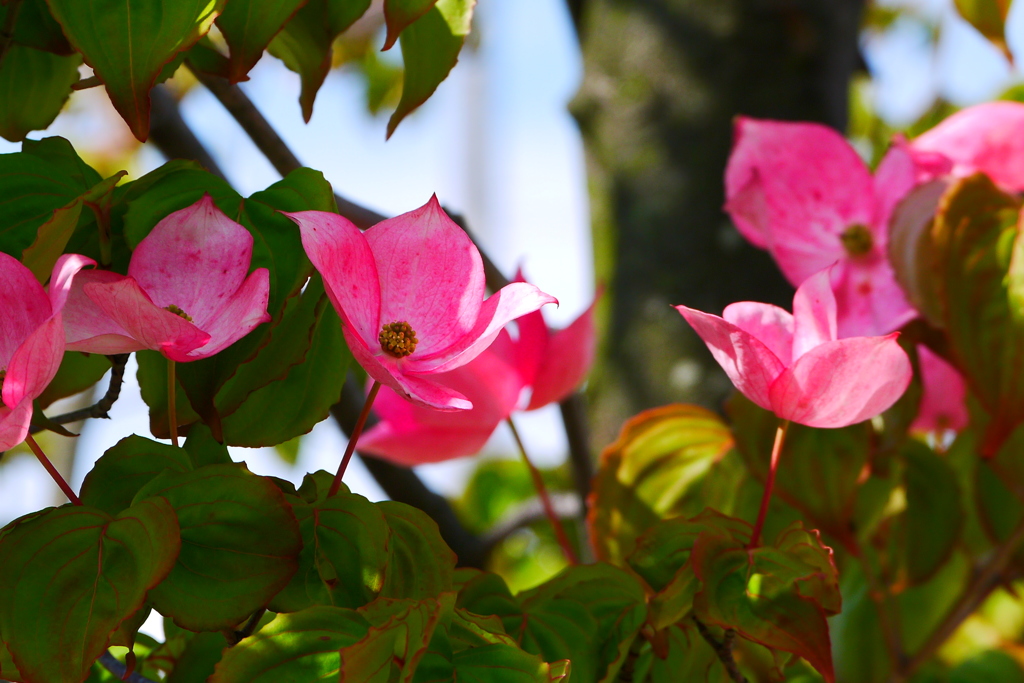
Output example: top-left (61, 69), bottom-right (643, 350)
top-left (0, 0), bottom-right (476, 143)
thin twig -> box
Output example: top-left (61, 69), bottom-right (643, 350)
top-left (481, 492), bottom-right (580, 553)
top-left (98, 651), bottom-right (159, 683)
top-left (32, 354), bottom-right (129, 431)
top-left (71, 75), bottom-right (103, 90)
top-left (508, 417), bottom-right (579, 564)
top-left (693, 616), bottom-right (748, 683)
top-left (25, 433), bottom-right (81, 505)
top-left (329, 380), bottom-right (380, 497)
top-left (899, 514), bottom-right (1024, 679)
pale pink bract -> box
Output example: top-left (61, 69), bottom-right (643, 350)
top-left (676, 269), bottom-right (912, 428)
top-left (910, 345), bottom-right (969, 436)
top-left (286, 196), bottom-right (557, 411)
top-left (725, 116), bottom-right (930, 337)
top-left (0, 253), bottom-right (93, 451)
top-left (63, 195), bottom-right (271, 362)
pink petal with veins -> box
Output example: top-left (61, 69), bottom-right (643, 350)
top-left (364, 195), bottom-right (486, 357)
top-left (84, 278), bottom-right (211, 362)
top-left (48, 254), bottom-right (96, 313)
top-left (725, 117), bottom-right (873, 284)
top-left (289, 209), bottom-right (381, 343)
top-left (527, 298), bottom-right (598, 410)
top-left (0, 252), bottom-right (50, 369)
top-left (831, 258), bottom-right (917, 338)
top-left (407, 282), bottom-right (557, 375)
top-left (768, 333), bottom-right (911, 428)
top-left (3, 316), bottom-right (63, 407)
top-left (676, 304), bottom-right (787, 412)
top-left (0, 399), bottom-right (35, 452)
top-left (63, 269), bottom-right (141, 353)
top-left (792, 269), bottom-right (838, 360)
top-left (129, 195), bottom-right (254, 327)
top-left (722, 302), bottom-right (793, 366)
top-left (911, 345), bottom-right (969, 434)
top-left (911, 101), bottom-right (1024, 192)
top-left (182, 268), bottom-right (271, 359)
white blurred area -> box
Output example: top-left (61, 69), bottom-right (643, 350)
top-left (0, 0), bottom-right (1021, 521)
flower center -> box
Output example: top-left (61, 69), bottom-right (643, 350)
top-left (164, 304), bottom-right (193, 322)
top-left (840, 224), bottom-right (874, 257)
top-left (379, 321), bottom-right (418, 358)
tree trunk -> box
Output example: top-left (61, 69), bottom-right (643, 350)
top-left (572, 0), bottom-right (866, 445)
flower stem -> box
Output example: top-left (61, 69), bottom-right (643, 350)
top-left (507, 417), bottom-right (579, 565)
top-left (748, 419), bottom-right (790, 549)
top-left (329, 380), bottom-right (381, 498)
top-left (25, 433), bottom-right (81, 505)
top-left (167, 359), bottom-right (179, 447)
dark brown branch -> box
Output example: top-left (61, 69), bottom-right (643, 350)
top-left (226, 607), bottom-right (266, 645)
top-left (481, 492), bottom-right (581, 554)
top-left (71, 75), bottom-right (103, 90)
top-left (98, 651), bottom-right (158, 683)
top-left (148, 85), bottom-right (228, 181)
top-left (693, 616), bottom-right (748, 683)
top-left (332, 375), bottom-right (488, 568)
top-left (31, 354), bottom-right (129, 433)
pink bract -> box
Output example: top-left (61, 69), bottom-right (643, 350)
top-left (911, 345), bottom-right (969, 435)
top-left (911, 101), bottom-right (1024, 193)
top-left (286, 195), bottom-right (557, 411)
top-left (724, 116), bottom-right (927, 337)
top-left (0, 252), bottom-right (94, 451)
top-left (676, 268), bottom-right (912, 428)
top-left (64, 195), bottom-right (271, 362)
top-left (360, 282), bottom-right (599, 464)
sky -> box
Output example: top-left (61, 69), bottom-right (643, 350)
top-left (0, 0), bottom-right (1021, 542)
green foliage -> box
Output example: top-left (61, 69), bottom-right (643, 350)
top-left (45, 0), bottom-right (225, 140)
top-left (133, 464), bottom-right (303, 631)
top-left (0, 500), bottom-right (180, 683)
top-left (215, 0), bottom-right (309, 82)
top-left (0, 45), bottom-right (80, 143)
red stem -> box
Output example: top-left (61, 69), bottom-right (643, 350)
top-left (748, 420), bottom-right (790, 549)
top-left (329, 381), bottom-right (381, 498)
top-left (507, 418), bottom-right (579, 565)
top-left (167, 359), bottom-right (178, 448)
top-left (25, 434), bottom-right (82, 505)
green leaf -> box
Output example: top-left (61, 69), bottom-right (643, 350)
top-left (727, 393), bottom-right (871, 553)
top-left (270, 479), bottom-right (391, 613)
top-left (951, 650), bottom-right (1024, 683)
top-left (219, 298), bottom-right (347, 445)
top-left (209, 607), bottom-right (370, 682)
top-left (45, 0), bottom-right (226, 140)
top-left (22, 171), bottom-right (125, 281)
top-left (901, 439), bottom-right (963, 585)
top-left (2, 0), bottom-right (74, 54)
top-left (215, 0), bottom-right (309, 82)
top-left (380, 501), bottom-right (458, 600)
top-left (388, 0), bottom-right (475, 138)
top-left (515, 564), bottom-right (647, 683)
top-left (162, 631), bottom-right (230, 683)
top-left (382, 0), bottom-right (438, 49)
top-left (182, 422), bottom-right (233, 468)
top-left (0, 499), bottom-right (180, 683)
top-left (931, 174), bottom-right (1024, 454)
top-left (133, 463), bottom-right (303, 631)
top-left (0, 137), bottom-right (100, 259)
top-left (953, 0), bottom-right (1014, 61)
top-left (80, 435), bottom-right (193, 515)
top-left (647, 624), bottom-right (737, 683)
top-left (0, 45), bottom-right (80, 142)
top-left (269, 0), bottom-right (372, 121)
top-left (691, 521), bottom-right (840, 683)
top-left (340, 595), bottom-right (453, 683)
top-left (35, 351), bottom-right (112, 410)
top-left (174, 169), bottom-right (328, 437)
top-left (588, 403), bottom-right (740, 564)
top-left (627, 510), bottom-right (751, 630)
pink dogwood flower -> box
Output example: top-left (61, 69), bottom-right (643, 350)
top-left (63, 195), bottom-right (271, 362)
top-left (725, 117), bottom-right (932, 337)
top-left (676, 268), bottom-right (912, 428)
top-left (911, 345), bottom-right (969, 436)
top-left (910, 101), bottom-right (1024, 193)
top-left (286, 196), bottom-right (557, 411)
top-left (360, 284), bottom-right (598, 464)
top-left (0, 253), bottom-right (93, 450)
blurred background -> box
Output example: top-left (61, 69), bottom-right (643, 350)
top-left (1, 0), bottom-right (1022, 594)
